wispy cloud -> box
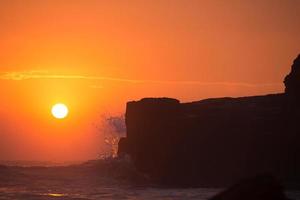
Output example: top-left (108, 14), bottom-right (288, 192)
top-left (0, 70), bottom-right (282, 88)
top-left (0, 70), bottom-right (140, 83)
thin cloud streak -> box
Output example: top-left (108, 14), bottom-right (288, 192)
top-left (0, 71), bottom-right (140, 83)
top-left (0, 71), bottom-right (282, 88)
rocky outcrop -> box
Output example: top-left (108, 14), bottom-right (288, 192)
top-left (284, 54), bottom-right (300, 100)
top-left (118, 55), bottom-right (300, 187)
top-left (209, 176), bottom-right (290, 200)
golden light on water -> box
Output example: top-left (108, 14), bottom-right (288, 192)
top-left (47, 193), bottom-right (65, 197)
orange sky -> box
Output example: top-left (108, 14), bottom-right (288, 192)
top-left (0, 0), bottom-right (299, 162)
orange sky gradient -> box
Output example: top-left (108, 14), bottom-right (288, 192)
top-left (0, 0), bottom-right (299, 162)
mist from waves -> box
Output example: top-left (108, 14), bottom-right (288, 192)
top-left (96, 114), bottom-right (126, 159)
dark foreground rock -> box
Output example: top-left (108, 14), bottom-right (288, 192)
top-left (118, 55), bottom-right (300, 187)
top-left (209, 176), bottom-right (290, 200)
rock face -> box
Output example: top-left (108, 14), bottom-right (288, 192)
top-left (118, 55), bottom-right (300, 187)
top-left (284, 54), bottom-right (300, 100)
top-left (209, 176), bottom-right (289, 200)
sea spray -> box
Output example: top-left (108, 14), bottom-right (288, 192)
top-left (95, 114), bottom-right (126, 158)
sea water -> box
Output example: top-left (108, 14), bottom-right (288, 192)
top-left (0, 159), bottom-right (299, 200)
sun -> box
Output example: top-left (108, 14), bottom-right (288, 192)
top-left (51, 103), bottom-right (69, 119)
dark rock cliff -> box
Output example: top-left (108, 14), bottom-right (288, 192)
top-left (209, 175), bottom-right (289, 200)
top-left (118, 55), bottom-right (300, 187)
top-left (284, 54), bottom-right (300, 100)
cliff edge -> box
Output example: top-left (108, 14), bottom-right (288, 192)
top-left (118, 55), bottom-right (300, 187)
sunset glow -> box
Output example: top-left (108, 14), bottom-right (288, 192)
top-left (0, 0), bottom-right (299, 162)
top-left (51, 104), bottom-right (69, 119)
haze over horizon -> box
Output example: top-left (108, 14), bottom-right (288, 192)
top-left (0, 0), bottom-right (299, 161)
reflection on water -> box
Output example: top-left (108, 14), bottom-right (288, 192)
top-left (0, 160), bottom-right (219, 200)
top-left (0, 159), bottom-right (299, 200)
top-left (47, 193), bottom-right (65, 197)
top-left (0, 186), bottom-right (219, 200)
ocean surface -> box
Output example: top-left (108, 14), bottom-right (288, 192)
top-left (1, 158), bottom-right (300, 200)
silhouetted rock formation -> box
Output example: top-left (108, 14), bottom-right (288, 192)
top-left (118, 55), bottom-right (300, 187)
top-left (284, 54), bottom-right (300, 100)
top-left (209, 175), bottom-right (290, 200)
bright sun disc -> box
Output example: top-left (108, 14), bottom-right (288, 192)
top-left (51, 103), bottom-right (69, 119)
